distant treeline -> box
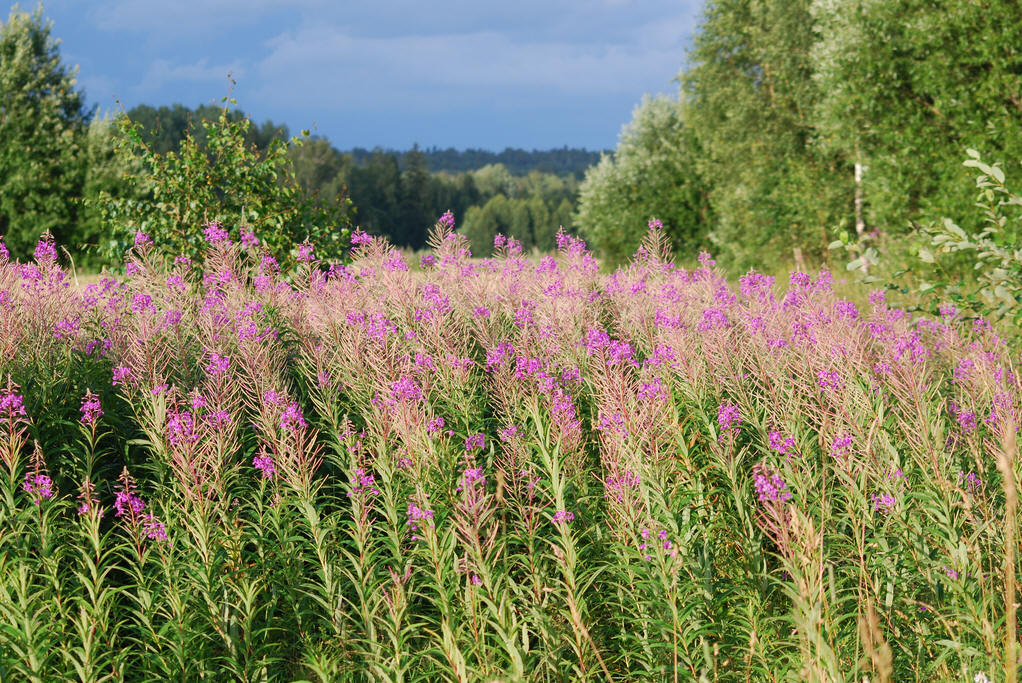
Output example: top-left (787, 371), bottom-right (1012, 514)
top-left (347, 146), bottom-right (605, 178)
top-left (124, 104), bottom-right (589, 252)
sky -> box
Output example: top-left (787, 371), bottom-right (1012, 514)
top-left (23, 0), bottom-right (704, 151)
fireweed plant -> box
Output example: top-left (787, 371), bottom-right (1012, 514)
top-left (0, 223), bottom-right (1017, 682)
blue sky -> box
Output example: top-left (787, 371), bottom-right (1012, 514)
top-left (26, 0), bottom-right (703, 151)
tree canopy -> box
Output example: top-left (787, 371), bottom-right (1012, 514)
top-left (0, 5), bottom-right (90, 259)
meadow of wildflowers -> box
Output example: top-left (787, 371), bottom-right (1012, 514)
top-left (0, 220), bottom-right (1018, 682)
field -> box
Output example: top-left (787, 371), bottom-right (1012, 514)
top-left (0, 225), bottom-right (1017, 682)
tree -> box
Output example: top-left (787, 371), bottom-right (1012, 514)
top-left (287, 136), bottom-right (352, 217)
top-left (347, 150), bottom-right (402, 240)
top-left (811, 0), bottom-right (1022, 236)
top-left (99, 97), bottom-right (350, 266)
top-left (400, 145), bottom-right (432, 249)
top-left (0, 5), bottom-right (90, 259)
top-left (79, 115), bottom-right (137, 264)
top-left (680, 0), bottom-right (852, 266)
top-left (575, 94), bottom-right (711, 264)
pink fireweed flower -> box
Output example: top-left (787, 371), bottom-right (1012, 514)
top-left (604, 470), bottom-right (640, 502)
top-left (768, 431), bottom-right (797, 455)
top-left (142, 513), bottom-right (167, 541)
top-left (167, 410), bottom-right (198, 446)
top-left (438, 211), bottom-right (455, 229)
top-left (297, 242), bottom-right (315, 262)
top-left (203, 221), bottom-right (230, 244)
top-left (204, 352), bottom-right (230, 376)
top-left (426, 416), bottom-right (446, 437)
top-left (80, 390), bottom-right (102, 426)
top-left (465, 433), bottom-right (486, 452)
top-left (754, 470), bottom-right (792, 503)
top-left (347, 468), bottom-right (381, 498)
top-left (350, 230), bottom-right (372, 246)
top-left (241, 231), bottom-right (259, 248)
top-left (0, 240), bottom-right (8, 260)
top-left (717, 402), bottom-right (741, 434)
top-left (253, 454), bottom-right (277, 479)
top-left (391, 376), bottom-right (423, 403)
top-left (0, 387), bottom-right (27, 420)
top-left (420, 254), bottom-right (436, 268)
top-left (817, 370), bottom-right (843, 391)
top-left (111, 366), bottom-right (132, 386)
top-left (205, 410), bottom-right (231, 429)
top-left (552, 509), bottom-right (575, 525)
top-left (133, 231), bottom-right (152, 248)
top-left (23, 472), bottom-right (54, 505)
top-left (958, 471), bottom-right (982, 494)
top-left (637, 377), bottom-right (667, 402)
top-left (457, 467), bottom-right (486, 492)
top-left (34, 235), bottom-right (57, 262)
top-left (407, 502), bottom-right (435, 532)
top-left (830, 434), bottom-right (853, 457)
top-left (114, 490), bottom-right (145, 518)
top-left (872, 493), bottom-right (897, 514)
top-left (648, 217), bottom-right (663, 230)
top-left (279, 402), bottom-right (307, 432)
top-left (499, 425), bottom-right (520, 441)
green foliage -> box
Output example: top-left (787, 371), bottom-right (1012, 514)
top-left (0, 5), bottom-right (89, 260)
top-left (575, 94), bottom-right (711, 264)
top-left (914, 151), bottom-right (1022, 324)
top-left (680, 0), bottom-right (853, 267)
top-left (125, 102), bottom-right (290, 155)
top-left (460, 193), bottom-right (570, 253)
top-left (811, 0), bottom-right (1022, 235)
top-left (97, 98), bottom-right (352, 266)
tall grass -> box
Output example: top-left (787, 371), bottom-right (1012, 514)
top-left (0, 223), bottom-right (1017, 681)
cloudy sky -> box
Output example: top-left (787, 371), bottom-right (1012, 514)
top-left (28, 0), bottom-right (703, 151)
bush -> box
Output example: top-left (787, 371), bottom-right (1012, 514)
top-left (95, 96), bottom-right (351, 267)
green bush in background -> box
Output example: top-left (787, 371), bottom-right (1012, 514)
top-left (96, 96), bottom-right (352, 267)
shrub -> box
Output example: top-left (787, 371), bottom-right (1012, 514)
top-left (95, 96), bottom-right (351, 267)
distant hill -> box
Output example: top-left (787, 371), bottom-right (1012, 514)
top-left (346, 146), bottom-right (607, 179)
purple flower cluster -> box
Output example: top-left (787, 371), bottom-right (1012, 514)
top-left (203, 222), bottom-right (230, 244)
top-left (279, 402), bottom-right (307, 433)
top-left (23, 472), bottom-right (54, 505)
top-left (465, 433), bottom-right (486, 452)
top-left (167, 410), bottom-right (198, 446)
top-left (205, 352), bottom-right (230, 376)
top-left (1, 387), bottom-right (27, 420)
top-left (552, 509), bottom-right (575, 525)
top-left (458, 467), bottom-right (486, 492)
top-left (754, 470), bottom-right (792, 503)
top-left (80, 391), bottom-right (103, 426)
top-left (34, 236), bottom-right (58, 262)
top-left (407, 502), bottom-right (435, 536)
top-left (391, 376), bottom-right (423, 403)
top-left (347, 468), bottom-right (381, 498)
top-left (114, 490), bottom-right (145, 518)
top-left (253, 454), bottom-right (277, 479)
top-left (717, 403), bottom-right (741, 433)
